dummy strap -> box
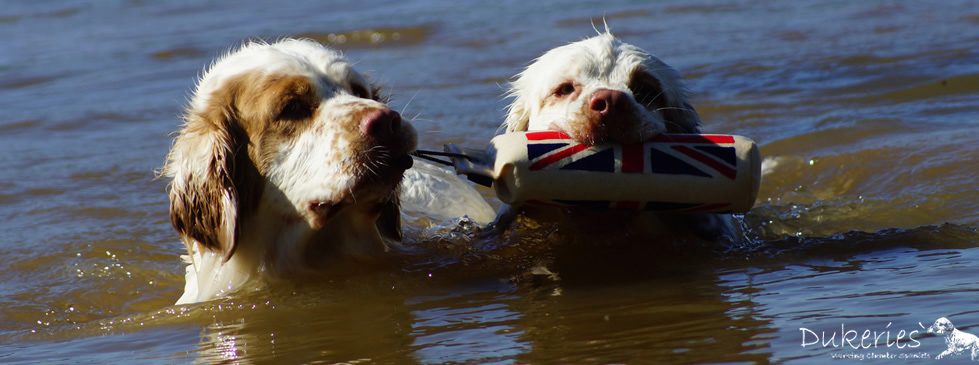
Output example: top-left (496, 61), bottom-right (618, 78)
top-left (410, 149), bottom-right (495, 187)
top-left (410, 149), bottom-right (473, 167)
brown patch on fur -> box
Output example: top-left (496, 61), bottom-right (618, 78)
top-left (167, 116), bottom-right (239, 256)
top-left (567, 111), bottom-right (606, 145)
top-left (168, 71), bottom-right (326, 259)
top-left (167, 67), bottom-right (411, 262)
top-left (226, 73), bottom-right (322, 174)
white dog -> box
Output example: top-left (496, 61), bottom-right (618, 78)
top-left (162, 39), bottom-right (417, 304)
top-left (928, 317), bottom-right (979, 360)
top-left (491, 32), bottom-right (732, 240)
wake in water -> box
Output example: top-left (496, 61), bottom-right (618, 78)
top-left (401, 205), bottom-right (978, 288)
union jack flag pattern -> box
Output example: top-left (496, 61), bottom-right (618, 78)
top-left (515, 131), bottom-right (750, 213)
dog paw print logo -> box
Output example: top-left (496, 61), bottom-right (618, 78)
top-left (927, 317), bottom-right (979, 361)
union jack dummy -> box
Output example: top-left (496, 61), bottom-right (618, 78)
top-left (443, 131), bottom-right (761, 213)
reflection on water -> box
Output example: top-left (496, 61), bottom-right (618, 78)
top-left (297, 25), bottom-right (433, 49)
top-left (1, 0), bottom-right (978, 363)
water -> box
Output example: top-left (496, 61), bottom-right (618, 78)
top-left (1, 0), bottom-right (978, 363)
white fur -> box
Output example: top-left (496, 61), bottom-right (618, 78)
top-left (163, 39), bottom-right (418, 304)
top-left (505, 32), bottom-right (701, 143)
top-left (928, 317), bottom-right (979, 360)
top-left (492, 32), bottom-right (732, 240)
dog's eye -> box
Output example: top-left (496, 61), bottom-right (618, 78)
top-left (351, 84), bottom-right (371, 99)
top-left (277, 99), bottom-right (312, 121)
top-left (555, 83), bottom-right (575, 97)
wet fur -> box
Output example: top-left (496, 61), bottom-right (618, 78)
top-left (162, 39), bottom-right (416, 304)
top-left (491, 32), bottom-right (733, 241)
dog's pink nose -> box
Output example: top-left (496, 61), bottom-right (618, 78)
top-left (360, 109), bottom-right (402, 138)
top-left (589, 89), bottom-right (628, 118)
top-left (585, 88), bottom-right (639, 144)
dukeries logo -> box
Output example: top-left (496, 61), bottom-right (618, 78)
top-left (799, 317), bottom-right (979, 361)
top-left (927, 317), bottom-right (979, 361)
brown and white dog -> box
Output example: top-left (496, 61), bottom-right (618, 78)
top-left (161, 39), bottom-right (416, 304)
top-left (491, 32), bottom-right (733, 241)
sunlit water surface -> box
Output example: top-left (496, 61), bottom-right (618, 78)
top-left (1, 1), bottom-right (978, 363)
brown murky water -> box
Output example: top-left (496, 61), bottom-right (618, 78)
top-left (1, 1), bottom-right (978, 363)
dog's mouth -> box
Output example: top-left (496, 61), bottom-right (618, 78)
top-left (309, 200), bottom-right (346, 222)
top-left (301, 108), bottom-right (417, 229)
top-left (547, 122), bottom-right (663, 146)
top-left (360, 109), bottom-right (418, 182)
top-left (547, 123), bottom-right (596, 145)
top-left (307, 190), bottom-right (392, 229)
top-left (371, 151), bottom-right (415, 177)
top-left (305, 152), bottom-right (410, 220)
top-left (306, 154), bottom-right (412, 228)
top-left (542, 88), bottom-right (667, 145)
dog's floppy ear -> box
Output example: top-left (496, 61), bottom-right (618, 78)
top-left (660, 100), bottom-right (703, 134)
top-left (163, 94), bottom-right (259, 262)
top-left (375, 195), bottom-right (403, 241)
top-left (639, 57), bottom-right (703, 134)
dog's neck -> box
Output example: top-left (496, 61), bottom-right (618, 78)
top-left (245, 200), bottom-right (390, 273)
top-left (178, 199), bottom-right (391, 304)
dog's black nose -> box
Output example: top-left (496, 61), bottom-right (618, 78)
top-left (360, 109), bottom-right (402, 138)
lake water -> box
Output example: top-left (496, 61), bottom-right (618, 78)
top-left (1, 1), bottom-right (978, 363)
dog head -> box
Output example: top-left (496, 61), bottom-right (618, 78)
top-left (504, 32), bottom-right (701, 144)
top-left (162, 39), bottom-right (416, 267)
top-left (928, 317), bottom-right (956, 335)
